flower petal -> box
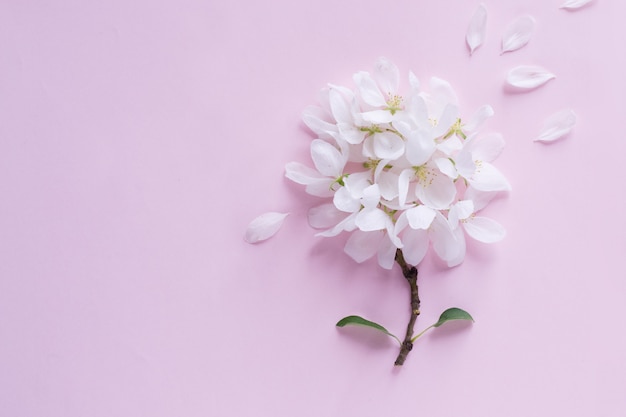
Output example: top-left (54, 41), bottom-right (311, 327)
top-left (374, 57), bottom-right (400, 96)
top-left (464, 104), bottom-right (494, 132)
top-left (470, 161), bottom-right (512, 192)
top-left (373, 131), bottom-right (405, 160)
top-left (308, 203), bottom-right (347, 229)
top-left (344, 230), bottom-right (384, 263)
top-left (285, 162), bottom-right (333, 197)
top-left (338, 122), bottom-right (366, 145)
top-left (353, 71), bottom-right (386, 107)
top-left (463, 216), bottom-right (506, 243)
top-left (285, 161), bottom-right (322, 184)
top-left (328, 88), bottom-right (353, 125)
top-left (398, 168), bottom-right (413, 207)
top-left (361, 109), bottom-right (395, 124)
top-left (376, 170), bottom-right (400, 201)
top-left (361, 184), bottom-right (381, 208)
top-left (377, 236), bottom-right (398, 270)
top-left (405, 205), bottom-right (436, 230)
top-left (316, 211), bottom-right (358, 237)
top-left (416, 169), bottom-right (457, 210)
top-left (302, 105), bottom-right (337, 139)
top-left (430, 213), bottom-right (466, 267)
top-left (535, 109), bottom-right (577, 142)
top-left (449, 200), bottom-right (474, 229)
top-left (408, 71), bottom-right (420, 90)
top-left (435, 157), bottom-right (458, 179)
top-left (501, 15), bottom-right (536, 53)
top-left (560, 0), bottom-right (594, 10)
top-left (244, 212), bottom-right (289, 243)
top-left (429, 78), bottom-right (459, 110)
top-left (310, 139), bottom-right (345, 177)
top-left (333, 186), bottom-right (361, 213)
top-left (401, 228), bottom-right (430, 266)
top-left (464, 187), bottom-right (499, 211)
top-left (466, 3), bottom-right (487, 56)
top-left (469, 133), bottom-right (505, 162)
top-left (356, 208), bottom-right (389, 231)
top-left (506, 65), bottom-right (555, 89)
top-left (404, 129), bottom-right (436, 166)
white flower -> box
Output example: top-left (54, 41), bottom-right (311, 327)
top-left (444, 133), bottom-right (512, 192)
top-left (284, 58), bottom-right (510, 268)
top-left (285, 139), bottom-right (348, 197)
top-left (449, 200), bottom-right (506, 244)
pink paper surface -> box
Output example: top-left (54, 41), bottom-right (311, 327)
top-left (1, 0), bottom-right (625, 416)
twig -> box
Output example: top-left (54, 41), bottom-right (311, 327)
top-left (394, 249), bottom-right (420, 366)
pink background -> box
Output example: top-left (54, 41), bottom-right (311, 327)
top-left (1, 0), bottom-right (625, 415)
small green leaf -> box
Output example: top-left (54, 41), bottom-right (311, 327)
top-left (433, 307), bottom-right (474, 328)
top-left (336, 315), bottom-right (401, 345)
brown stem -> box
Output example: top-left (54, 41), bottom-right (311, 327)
top-left (394, 249), bottom-right (420, 366)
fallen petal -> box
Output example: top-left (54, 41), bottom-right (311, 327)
top-left (535, 109), bottom-right (577, 142)
top-left (501, 15), bottom-right (536, 53)
top-left (560, 0), bottom-right (594, 10)
top-left (506, 65), bottom-right (555, 89)
top-left (244, 212), bottom-right (289, 243)
top-left (466, 3), bottom-right (487, 56)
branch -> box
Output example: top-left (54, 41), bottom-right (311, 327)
top-left (394, 249), bottom-right (420, 366)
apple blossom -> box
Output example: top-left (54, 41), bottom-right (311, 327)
top-left (281, 58), bottom-right (510, 365)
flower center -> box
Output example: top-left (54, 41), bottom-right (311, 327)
top-left (414, 165), bottom-right (436, 187)
top-left (385, 94), bottom-right (404, 115)
top-left (444, 118), bottom-right (467, 139)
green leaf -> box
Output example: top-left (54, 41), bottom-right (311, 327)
top-left (336, 315), bottom-right (401, 345)
top-left (433, 307), bottom-right (474, 328)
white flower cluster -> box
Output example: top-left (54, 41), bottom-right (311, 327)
top-left (286, 58), bottom-right (511, 269)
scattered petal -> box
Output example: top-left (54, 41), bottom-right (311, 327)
top-left (535, 109), bottom-right (577, 142)
top-left (560, 0), bottom-right (594, 10)
top-left (466, 3), bottom-right (487, 56)
top-left (244, 212), bottom-right (289, 243)
top-left (501, 15), bottom-right (536, 53)
top-left (506, 65), bottom-right (555, 89)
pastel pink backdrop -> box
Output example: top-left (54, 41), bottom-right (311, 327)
top-left (1, 0), bottom-right (624, 416)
